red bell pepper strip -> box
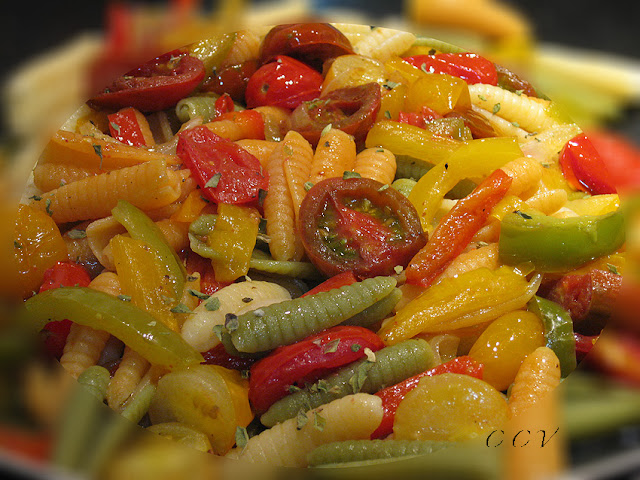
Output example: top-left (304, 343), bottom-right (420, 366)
top-left (574, 332), bottom-right (599, 361)
top-left (185, 252), bottom-right (231, 297)
top-left (248, 325), bottom-right (384, 414)
top-left (301, 271), bottom-right (358, 297)
top-left (177, 125), bottom-right (269, 205)
top-left (402, 53), bottom-right (498, 85)
top-left (214, 93), bottom-right (235, 118)
top-left (107, 107), bottom-right (153, 147)
top-left (38, 261), bottom-right (92, 359)
top-left (372, 355), bottom-right (484, 439)
top-left (397, 106), bottom-right (442, 129)
top-left (559, 133), bottom-right (617, 195)
top-left (405, 169), bottom-right (512, 287)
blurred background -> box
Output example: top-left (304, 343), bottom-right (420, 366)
top-left (1, 1), bottom-right (640, 479)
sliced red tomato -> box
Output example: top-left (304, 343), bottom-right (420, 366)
top-left (403, 53), bottom-right (498, 85)
top-left (301, 271), bottom-right (358, 297)
top-left (584, 129), bottom-right (640, 193)
top-left (177, 125), bottom-right (269, 205)
top-left (107, 107), bottom-right (154, 147)
top-left (397, 106), bottom-right (442, 129)
top-left (299, 176), bottom-right (427, 278)
top-left (259, 23), bottom-right (354, 68)
top-left (248, 325), bottom-right (384, 414)
top-left (290, 82), bottom-right (381, 145)
top-left (202, 59), bottom-right (258, 103)
top-left (185, 252), bottom-right (231, 297)
top-left (559, 133), bottom-right (617, 195)
top-left (214, 93), bottom-right (235, 117)
top-left (201, 343), bottom-right (257, 371)
top-left (245, 55), bottom-right (323, 110)
top-left (372, 356), bottom-right (484, 439)
top-left (88, 50), bottom-right (206, 112)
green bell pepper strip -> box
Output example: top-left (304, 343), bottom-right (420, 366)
top-left (111, 200), bottom-right (186, 301)
top-left (527, 295), bottom-right (577, 377)
top-left (499, 209), bottom-right (625, 272)
top-left (22, 287), bottom-right (203, 368)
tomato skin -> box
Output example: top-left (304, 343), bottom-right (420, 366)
top-left (290, 82), bottom-right (381, 146)
top-left (559, 133), bottom-right (617, 195)
top-left (248, 325), bottom-right (384, 414)
top-left (584, 129), bottom-right (640, 193)
top-left (245, 55), bottom-right (323, 110)
top-left (88, 51), bottom-right (206, 112)
top-left (403, 53), bottom-right (498, 85)
top-left (299, 177), bottom-right (427, 278)
top-left (201, 344), bottom-right (257, 371)
top-left (397, 106), bottom-right (441, 129)
top-left (259, 23), bottom-right (354, 68)
top-left (177, 125), bottom-right (269, 205)
top-left (301, 271), bottom-right (358, 297)
top-left (202, 60), bottom-right (258, 103)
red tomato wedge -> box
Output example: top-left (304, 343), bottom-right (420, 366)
top-left (559, 133), bottom-right (617, 195)
top-left (107, 107), bottom-right (154, 147)
top-left (248, 325), bottom-right (384, 414)
top-left (177, 125), bottom-right (269, 205)
top-left (403, 53), bottom-right (498, 85)
top-left (88, 50), bottom-right (205, 112)
top-left (245, 55), bottom-right (323, 110)
top-left (372, 356), bottom-right (484, 439)
top-left (405, 169), bottom-right (512, 287)
top-left (584, 129), bottom-right (640, 193)
top-left (301, 271), bottom-right (358, 297)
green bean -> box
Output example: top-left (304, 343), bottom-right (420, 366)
top-left (260, 339), bottom-right (436, 427)
top-left (307, 439), bottom-right (454, 466)
top-left (342, 288), bottom-right (402, 329)
top-left (230, 276), bottom-right (397, 354)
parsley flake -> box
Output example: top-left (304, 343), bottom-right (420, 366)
top-left (224, 313), bottom-right (239, 332)
top-left (296, 409), bottom-right (308, 430)
top-left (170, 303), bottom-right (192, 314)
top-left (235, 426), bottom-right (249, 449)
top-left (323, 339), bottom-right (340, 354)
top-left (205, 173), bottom-right (222, 189)
top-left (205, 297), bottom-right (221, 311)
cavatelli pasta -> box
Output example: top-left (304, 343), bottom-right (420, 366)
top-left (500, 157), bottom-right (544, 197)
top-left (353, 27), bottom-right (416, 63)
top-left (227, 393), bottom-right (384, 467)
top-left (470, 105), bottom-right (530, 140)
top-left (469, 84), bottom-right (559, 134)
top-left (260, 339), bottom-right (435, 427)
top-left (29, 159), bottom-right (182, 223)
top-left (235, 139), bottom-right (278, 167)
top-left (353, 147), bottom-right (396, 185)
top-left (63, 223), bottom-right (101, 276)
top-left (280, 130), bottom-right (314, 222)
top-left (176, 95), bottom-right (221, 123)
top-left (524, 187), bottom-right (568, 215)
top-left (221, 29), bottom-right (261, 67)
top-left (342, 288), bottom-right (402, 329)
top-left (263, 137), bottom-right (305, 262)
top-left (106, 347), bottom-right (150, 411)
top-left (181, 280), bottom-right (292, 353)
top-left (308, 128), bottom-right (356, 184)
top-left (307, 439), bottom-right (454, 466)
top-left (229, 276), bottom-right (398, 354)
top-left (253, 106), bottom-right (291, 142)
top-left (33, 162), bottom-right (96, 192)
top-left (440, 243), bottom-right (500, 280)
top-left (77, 365), bottom-right (111, 400)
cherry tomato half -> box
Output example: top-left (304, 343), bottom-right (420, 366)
top-left (88, 50), bottom-right (206, 112)
top-left (245, 55), bottom-right (323, 110)
top-left (290, 82), bottom-right (381, 146)
top-left (202, 59), bottom-right (258, 103)
top-left (559, 133), bottom-right (617, 195)
top-left (259, 23), bottom-right (354, 69)
top-left (299, 176), bottom-right (427, 278)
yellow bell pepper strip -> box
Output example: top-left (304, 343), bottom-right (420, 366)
top-left (21, 287), bottom-right (203, 368)
top-left (498, 209), bottom-right (626, 272)
top-left (405, 169), bottom-right (512, 288)
top-left (528, 296), bottom-right (577, 377)
top-left (111, 200), bottom-right (186, 302)
top-left (404, 73), bottom-right (472, 116)
top-left (378, 266), bottom-right (541, 345)
top-left (408, 137), bottom-right (523, 231)
top-left (365, 120), bottom-right (461, 167)
top-left (377, 82), bottom-right (408, 121)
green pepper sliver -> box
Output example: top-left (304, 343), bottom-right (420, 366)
top-left (499, 209), bottom-right (625, 272)
top-left (112, 200), bottom-right (186, 300)
top-left (527, 295), bottom-right (577, 377)
top-left (22, 287), bottom-right (203, 368)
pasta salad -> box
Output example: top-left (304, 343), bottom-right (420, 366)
top-left (15, 22), bottom-right (626, 469)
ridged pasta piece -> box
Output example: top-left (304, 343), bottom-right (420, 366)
top-left (106, 346), bottom-right (150, 411)
top-left (508, 346), bottom-right (561, 420)
top-left (280, 131), bottom-right (314, 222)
top-left (59, 272), bottom-right (121, 378)
top-left (353, 27), bottom-right (416, 63)
top-left (308, 439), bottom-right (454, 466)
top-left (204, 118), bottom-right (255, 141)
top-left (86, 216), bottom-right (126, 270)
top-left (230, 276), bottom-right (397, 354)
top-left (524, 187), bottom-right (568, 215)
top-left (331, 23), bottom-right (372, 45)
top-left (63, 222), bottom-right (102, 277)
top-left (309, 129), bottom-right (356, 184)
top-left (260, 339), bottom-right (435, 427)
top-left (519, 123), bottom-right (582, 165)
top-left (253, 106), bottom-right (291, 142)
top-left (500, 157), bottom-right (544, 197)
top-left (221, 29), bottom-right (261, 67)
top-left (263, 138), bottom-right (305, 262)
top-left (33, 163), bottom-right (96, 192)
top-left (440, 243), bottom-right (500, 280)
top-left (342, 288), bottom-right (402, 329)
top-left (29, 159), bottom-right (182, 223)
top-left (227, 393), bottom-right (383, 467)
top-left (175, 95), bottom-right (220, 123)
top-left (181, 280), bottom-right (292, 353)
top-left (235, 139), bottom-right (278, 167)
top-left (468, 84), bottom-right (559, 134)
top-left (353, 147), bottom-right (397, 185)
top-left (424, 333), bottom-right (461, 365)
top-left (470, 105), bottom-right (530, 140)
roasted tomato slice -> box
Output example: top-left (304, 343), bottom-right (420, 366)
top-left (299, 176), bottom-right (427, 278)
top-left (202, 59), bottom-right (258, 103)
top-left (88, 50), bottom-right (206, 112)
top-left (290, 82), bottom-right (381, 145)
top-left (259, 23), bottom-right (354, 69)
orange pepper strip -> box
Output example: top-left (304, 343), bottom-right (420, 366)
top-left (405, 169), bottom-right (512, 288)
